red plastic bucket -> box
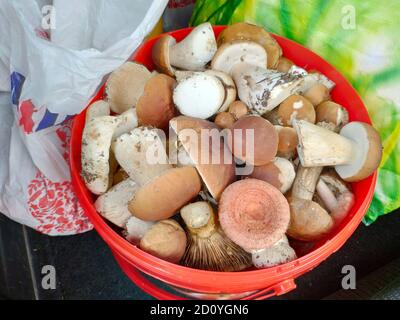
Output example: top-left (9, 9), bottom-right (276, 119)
top-left (70, 26), bottom-right (377, 300)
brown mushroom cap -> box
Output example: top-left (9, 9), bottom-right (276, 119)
top-left (249, 157), bottom-right (295, 194)
top-left (303, 83), bottom-right (330, 106)
top-left (287, 197), bottom-right (334, 241)
top-left (217, 22), bottom-right (282, 69)
top-left (104, 62), bottom-right (152, 114)
top-left (275, 125), bottom-right (298, 159)
top-left (315, 101), bottom-right (349, 131)
top-left (219, 179), bottom-right (290, 251)
top-left (277, 95), bottom-right (316, 126)
top-left (276, 57), bottom-right (294, 73)
top-left (170, 116), bottom-right (236, 200)
top-left (228, 115), bottom-right (278, 166)
top-left (140, 219), bottom-right (187, 264)
top-left (151, 35), bottom-right (176, 77)
top-left (136, 74), bottom-right (176, 130)
top-left (128, 167), bottom-right (201, 221)
top-left (228, 101), bottom-right (248, 120)
top-left (214, 112), bottom-right (236, 129)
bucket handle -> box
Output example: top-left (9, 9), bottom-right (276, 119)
top-left (241, 279), bottom-right (297, 300)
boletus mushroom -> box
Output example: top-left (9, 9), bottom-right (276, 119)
top-left (140, 219), bottom-right (187, 264)
top-left (316, 171), bottom-right (355, 225)
top-left (231, 63), bottom-right (306, 115)
top-left (276, 57), bottom-right (294, 73)
top-left (124, 216), bottom-right (155, 245)
top-left (227, 115), bottom-right (278, 166)
top-left (228, 101), bottom-right (249, 120)
top-left (275, 125), bottom-right (298, 159)
top-left (277, 95), bottom-right (316, 126)
top-left (128, 167), bottom-right (202, 221)
top-left (136, 74), bottom-right (176, 130)
top-left (315, 101), bottom-right (349, 132)
top-left (211, 41), bottom-right (268, 75)
top-left (252, 235), bottom-right (297, 268)
top-left (293, 120), bottom-right (383, 182)
top-left (81, 116), bottom-right (121, 195)
top-left (216, 22), bottom-right (282, 69)
top-left (170, 116), bottom-right (236, 200)
top-left (180, 201), bottom-right (251, 271)
top-left (85, 100), bottom-right (110, 123)
top-left (303, 83), bottom-right (330, 107)
top-left (219, 179), bottom-right (290, 252)
top-left (104, 62), bottom-right (152, 114)
top-left (205, 70), bottom-right (237, 112)
top-left (112, 127), bottom-right (171, 186)
top-left (287, 165), bottom-right (334, 241)
top-left (214, 112), bottom-right (236, 129)
top-left (94, 178), bottom-right (138, 228)
top-left (249, 157), bottom-right (296, 194)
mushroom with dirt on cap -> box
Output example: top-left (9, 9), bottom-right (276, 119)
top-left (293, 120), bottom-right (383, 182)
top-left (276, 94), bottom-right (316, 126)
top-left (180, 201), bottom-right (252, 271)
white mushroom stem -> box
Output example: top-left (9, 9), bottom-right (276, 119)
top-left (112, 127), bottom-right (171, 186)
top-left (316, 179), bottom-right (338, 212)
top-left (293, 120), bottom-right (356, 167)
top-left (291, 165), bottom-right (323, 200)
top-left (95, 179), bottom-right (138, 228)
top-left (288, 66), bottom-right (335, 92)
top-left (125, 216), bottom-right (155, 245)
top-left (81, 116), bottom-right (121, 195)
top-left (251, 236), bottom-right (297, 268)
top-left (232, 63), bottom-right (306, 115)
top-left (169, 22), bottom-right (217, 71)
top-left (113, 108), bottom-right (138, 139)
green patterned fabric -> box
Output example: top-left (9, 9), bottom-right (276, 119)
top-left (191, 0), bottom-right (400, 224)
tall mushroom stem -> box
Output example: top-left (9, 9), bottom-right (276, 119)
top-left (291, 165), bottom-right (323, 200)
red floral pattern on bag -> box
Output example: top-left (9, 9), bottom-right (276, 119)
top-left (27, 120), bottom-right (92, 235)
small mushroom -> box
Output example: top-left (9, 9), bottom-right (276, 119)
top-left (140, 219), bottom-right (187, 264)
top-left (216, 22), bottom-right (282, 69)
top-left (152, 35), bottom-right (176, 76)
top-left (228, 101), bottom-right (249, 120)
top-left (277, 95), bottom-right (316, 126)
top-left (316, 171), bottom-right (355, 225)
top-left (287, 165), bottom-right (334, 241)
top-left (81, 116), bottom-right (121, 195)
top-left (104, 62), bottom-right (152, 114)
top-left (170, 22), bottom-right (217, 71)
top-left (85, 100), bottom-right (110, 123)
top-left (180, 201), bottom-right (251, 271)
top-left (205, 70), bottom-right (237, 112)
top-left (211, 41), bottom-right (268, 75)
top-left (124, 216), bottom-right (155, 245)
top-left (252, 235), bottom-right (297, 268)
top-left (136, 74), bottom-right (176, 130)
top-left (95, 179), bottom-right (139, 228)
top-left (112, 127), bottom-right (171, 186)
top-left (303, 83), bottom-right (330, 107)
top-left (128, 167), bottom-right (202, 221)
top-left (214, 112), bottom-right (236, 129)
top-left (173, 72), bottom-right (225, 119)
top-left (170, 116), bottom-right (235, 200)
top-left (315, 101), bottom-right (349, 132)
top-left (231, 63), bottom-right (306, 114)
top-left (293, 120), bottom-right (383, 181)
top-left (219, 179), bottom-right (291, 252)
top-left (275, 125), bottom-right (298, 159)
top-left (249, 157), bottom-right (296, 194)
top-left (228, 115), bottom-right (278, 166)
top-left (276, 57), bottom-right (294, 73)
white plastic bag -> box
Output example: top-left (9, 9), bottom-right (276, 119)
top-left (0, 0), bottom-right (168, 235)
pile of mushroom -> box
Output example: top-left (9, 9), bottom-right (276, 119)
top-left (81, 22), bottom-right (383, 271)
